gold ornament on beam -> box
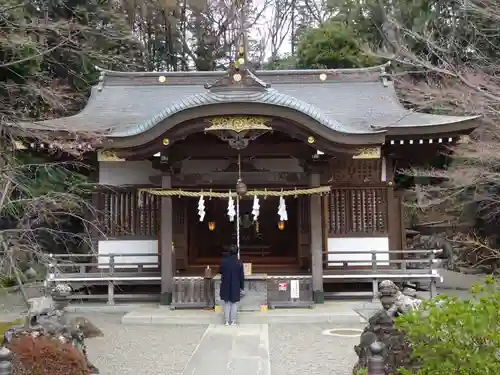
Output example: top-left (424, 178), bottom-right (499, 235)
top-left (97, 151), bottom-right (125, 162)
top-left (14, 141), bottom-right (27, 150)
top-left (204, 116), bottom-right (273, 133)
top-left (458, 135), bottom-right (471, 144)
top-left (352, 147), bottom-right (381, 159)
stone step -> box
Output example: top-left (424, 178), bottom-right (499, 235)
top-left (121, 302), bottom-right (371, 325)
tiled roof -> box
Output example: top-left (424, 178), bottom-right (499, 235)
top-left (25, 64), bottom-right (478, 138)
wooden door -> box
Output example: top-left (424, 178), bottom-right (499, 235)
top-left (297, 195), bottom-right (311, 270)
top-left (172, 198), bottom-right (188, 270)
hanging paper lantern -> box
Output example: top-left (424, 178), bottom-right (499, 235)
top-left (208, 221), bottom-right (216, 231)
top-left (236, 179), bottom-right (247, 196)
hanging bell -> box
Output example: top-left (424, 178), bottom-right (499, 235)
top-left (235, 179), bottom-right (248, 196)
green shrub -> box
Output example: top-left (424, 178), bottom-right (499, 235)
top-left (396, 277), bottom-right (500, 375)
top-left (0, 275), bottom-right (20, 288)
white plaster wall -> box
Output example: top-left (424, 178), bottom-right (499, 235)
top-left (327, 237), bottom-right (389, 266)
top-left (98, 240), bottom-right (159, 269)
top-left (98, 161), bottom-right (158, 186)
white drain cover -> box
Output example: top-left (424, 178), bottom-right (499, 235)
top-left (321, 328), bottom-right (363, 337)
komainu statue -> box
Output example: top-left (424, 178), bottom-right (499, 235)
top-left (352, 280), bottom-right (422, 375)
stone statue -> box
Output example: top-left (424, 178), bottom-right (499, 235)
top-left (3, 283), bottom-right (102, 374)
top-left (379, 280), bottom-right (421, 318)
top-left (352, 280), bottom-right (422, 375)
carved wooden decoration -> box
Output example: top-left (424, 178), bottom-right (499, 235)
top-left (329, 157), bottom-right (381, 184)
top-left (97, 151), bottom-right (125, 162)
top-left (204, 67), bottom-right (271, 91)
top-left (204, 116), bottom-right (273, 150)
top-left (352, 147), bottom-right (381, 159)
top-left (204, 116), bottom-right (272, 133)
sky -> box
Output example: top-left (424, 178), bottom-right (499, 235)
top-left (247, 0), bottom-right (293, 59)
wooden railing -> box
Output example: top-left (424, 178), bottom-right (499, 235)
top-left (323, 249), bottom-right (443, 299)
top-left (324, 249), bottom-right (441, 270)
top-left (45, 253), bottom-right (315, 308)
top-left (47, 253), bottom-right (211, 307)
top-left (47, 253), bottom-right (161, 276)
top-left (47, 253), bottom-right (161, 304)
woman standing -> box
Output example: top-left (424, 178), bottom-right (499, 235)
top-left (219, 245), bottom-right (245, 325)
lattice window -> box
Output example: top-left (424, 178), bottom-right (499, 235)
top-left (95, 189), bottom-right (160, 237)
top-left (328, 187), bottom-right (388, 235)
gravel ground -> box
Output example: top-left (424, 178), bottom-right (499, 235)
top-left (269, 323), bottom-right (363, 375)
top-left (80, 315), bottom-right (364, 375)
top-left (80, 314), bottom-right (207, 375)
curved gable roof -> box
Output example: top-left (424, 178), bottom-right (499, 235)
top-left (23, 63), bottom-right (479, 144)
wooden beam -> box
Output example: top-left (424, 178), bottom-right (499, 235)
top-left (168, 142), bottom-right (313, 159)
top-left (170, 172), bottom-right (309, 187)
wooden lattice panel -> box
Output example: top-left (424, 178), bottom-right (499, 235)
top-left (328, 187), bottom-right (388, 236)
top-left (96, 189), bottom-right (160, 237)
top-left (329, 158), bottom-right (381, 184)
top-left (328, 189), bottom-right (349, 233)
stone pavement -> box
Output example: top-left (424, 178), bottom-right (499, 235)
top-left (120, 301), bottom-right (368, 325)
top-left (181, 324), bottom-right (271, 375)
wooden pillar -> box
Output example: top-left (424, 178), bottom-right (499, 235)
top-left (385, 156), bottom-right (403, 251)
top-left (160, 174), bottom-right (173, 305)
top-left (88, 153), bottom-right (100, 252)
top-left (310, 172), bottom-right (324, 303)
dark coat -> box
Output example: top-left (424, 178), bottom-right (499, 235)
top-left (219, 254), bottom-right (245, 303)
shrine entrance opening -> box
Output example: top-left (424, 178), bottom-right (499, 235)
top-left (186, 196), bottom-right (301, 273)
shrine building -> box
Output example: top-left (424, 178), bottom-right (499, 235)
top-left (22, 61), bottom-right (479, 305)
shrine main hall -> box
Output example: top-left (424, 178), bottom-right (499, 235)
top-left (26, 62), bottom-right (478, 305)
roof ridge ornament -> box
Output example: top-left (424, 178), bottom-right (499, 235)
top-left (380, 61), bottom-right (391, 87)
top-left (97, 69), bottom-right (106, 92)
top-left (204, 45), bottom-right (271, 91)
